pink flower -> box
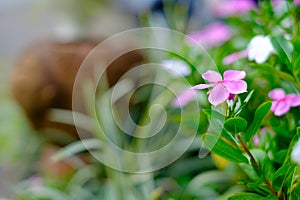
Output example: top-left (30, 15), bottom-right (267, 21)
top-left (253, 135), bottom-right (259, 146)
top-left (172, 89), bottom-right (197, 107)
top-left (210, 0), bottom-right (256, 18)
top-left (223, 50), bottom-right (249, 65)
top-left (186, 22), bottom-right (232, 49)
top-left (295, 0), bottom-right (300, 5)
top-left (192, 70), bottom-right (247, 106)
top-left (268, 88), bottom-right (300, 116)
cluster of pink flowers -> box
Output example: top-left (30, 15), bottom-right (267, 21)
top-left (174, 72), bottom-right (300, 118)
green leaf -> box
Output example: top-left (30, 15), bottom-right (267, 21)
top-left (245, 102), bottom-right (272, 142)
top-left (228, 192), bottom-right (265, 200)
top-left (202, 109), bottom-right (226, 121)
top-left (53, 139), bottom-right (103, 161)
top-left (272, 163), bottom-right (297, 191)
top-left (224, 117), bottom-right (248, 134)
top-left (270, 35), bottom-right (293, 69)
top-left (202, 133), bottom-right (248, 163)
top-left (273, 150), bottom-right (288, 164)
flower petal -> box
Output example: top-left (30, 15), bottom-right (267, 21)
top-left (222, 50), bottom-right (248, 65)
top-left (224, 70), bottom-right (246, 81)
top-left (222, 80), bottom-right (247, 94)
top-left (208, 84), bottom-right (229, 106)
top-left (172, 89), bottom-right (197, 107)
top-left (254, 53), bottom-right (271, 64)
top-left (247, 35), bottom-right (275, 64)
top-left (268, 88), bottom-right (286, 100)
top-left (202, 70), bottom-right (222, 83)
top-left (192, 83), bottom-right (213, 90)
top-left (274, 100), bottom-right (290, 116)
top-left (271, 100), bottom-right (279, 112)
top-left (161, 59), bottom-right (191, 77)
top-left (287, 94), bottom-right (300, 107)
top-left (291, 139), bottom-right (300, 164)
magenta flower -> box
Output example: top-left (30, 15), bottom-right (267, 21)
top-left (186, 22), bottom-right (232, 49)
top-left (295, 0), bottom-right (300, 5)
top-left (253, 135), bottom-right (259, 146)
top-left (172, 89), bottom-right (197, 107)
top-left (210, 0), bottom-right (256, 18)
top-left (268, 88), bottom-right (300, 116)
top-left (192, 70), bottom-right (247, 106)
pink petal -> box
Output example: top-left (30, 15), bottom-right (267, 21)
top-left (295, 0), bottom-right (300, 5)
top-left (208, 84), bottom-right (229, 106)
top-left (253, 135), bottom-right (259, 146)
top-left (212, 0), bottom-right (256, 17)
top-left (202, 70), bottom-right (222, 83)
top-left (223, 70), bottom-right (246, 81)
top-left (186, 22), bottom-right (232, 48)
top-left (172, 89), bottom-right (197, 107)
top-left (192, 83), bottom-right (213, 90)
top-left (271, 101), bottom-right (278, 112)
top-left (222, 50), bottom-right (248, 65)
top-left (274, 101), bottom-right (290, 116)
top-left (222, 80), bottom-right (247, 94)
top-left (268, 88), bottom-right (286, 100)
top-left (287, 94), bottom-right (300, 107)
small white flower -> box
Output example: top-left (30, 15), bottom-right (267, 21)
top-left (291, 138), bottom-right (300, 164)
top-left (161, 59), bottom-right (191, 77)
top-left (247, 35), bottom-right (275, 64)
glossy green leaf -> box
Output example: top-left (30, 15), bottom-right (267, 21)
top-left (202, 109), bottom-right (226, 121)
top-left (202, 133), bottom-right (249, 163)
top-left (224, 117), bottom-right (248, 134)
top-left (245, 102), bottom-right (272, 142)
top-left (270, 35), bottom-right (293, 69)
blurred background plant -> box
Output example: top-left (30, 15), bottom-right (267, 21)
top-left (1, 0), bottom-right (300, 199)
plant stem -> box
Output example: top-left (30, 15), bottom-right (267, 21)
top-left (237, 134), bottom-right (258, 169)
top-left (237, 134), bottom-right (279, 199)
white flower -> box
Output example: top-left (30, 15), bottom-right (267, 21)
top-left (247, 35), bottom-right (275, 64)
top-left (161, 59), bottom-right (191, 77)
top-left (292, 138), bottom-right (300, 164)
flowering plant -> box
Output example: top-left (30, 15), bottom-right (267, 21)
top-left (11, 0), bottom-right (300, 200)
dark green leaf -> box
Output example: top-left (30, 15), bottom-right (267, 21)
top-left (273, 150), bottom-right (288, 164)
top-left (228, 192), bottom-right (265, 200)
top-left (202, 133), bottom-right (248, 163)
top-left (245, 102), bottom-right (272, 142)
top-left (224, 117), bottom-right (248, 134)
top-left (272, 163), bottom-right (297, 191)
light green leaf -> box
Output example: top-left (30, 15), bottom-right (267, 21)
top-left (202, 109), bottom-right (226, 121)
top-left (53, 139), bottom-right (103, 161)
top-left (202, 133), bottom-right (248, 163)
top-left (245, 102), bottom-right (272, 142)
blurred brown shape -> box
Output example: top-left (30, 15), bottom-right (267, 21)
top-left (10, 40), bottom-right (144, 144)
